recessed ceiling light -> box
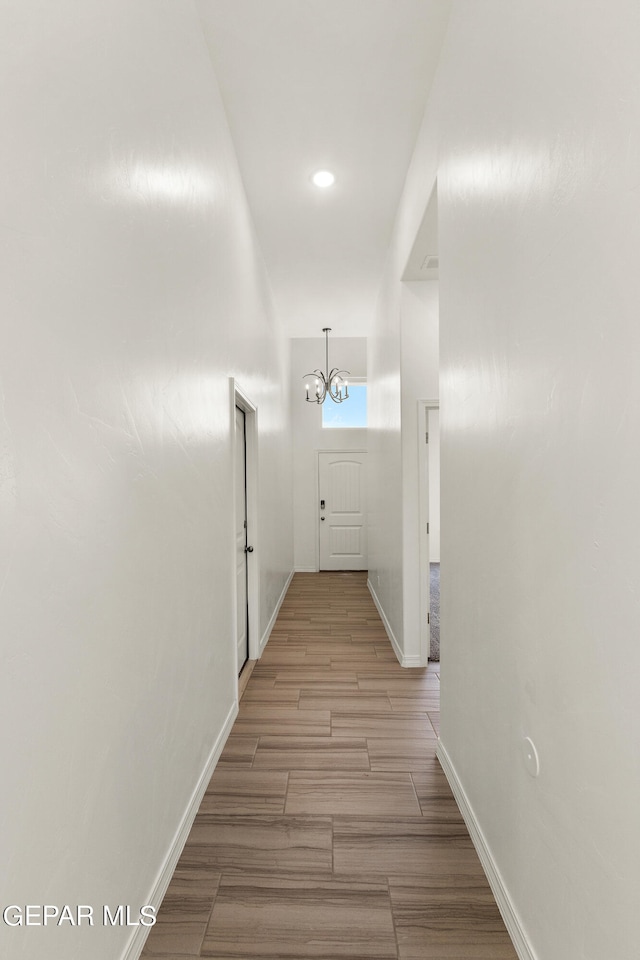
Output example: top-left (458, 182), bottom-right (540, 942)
top-left (312, 170), bottom-right (335, 188)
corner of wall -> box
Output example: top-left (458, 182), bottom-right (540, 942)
top-left (368, 576), bottom-right (425, 667)
top-left (121, 700), bottom-right (239, 960)
top-left (436, 741), bottom-right (537, 960)
top-left (260, 569), bottom-right (294, 655)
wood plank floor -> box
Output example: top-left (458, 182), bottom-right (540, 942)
top-left (141, 571), bottom-right (517, 960)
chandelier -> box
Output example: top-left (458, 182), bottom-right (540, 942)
top-left (304, 328), bottom-right (350, 404)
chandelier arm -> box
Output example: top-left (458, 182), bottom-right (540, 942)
top-left (303, 370), bottom-right (328, 403)
top-left (302, 330), bottom-right (351, 405)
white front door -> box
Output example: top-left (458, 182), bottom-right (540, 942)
top-left (235, 406), bottom-right (248, 672)
top-left (318, 451), bottom-right (367, 570)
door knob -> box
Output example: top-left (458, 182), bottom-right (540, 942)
top-left (320, 517), bottom-right (325, 521)
top-left (245, 545), bottom-right (254, 553)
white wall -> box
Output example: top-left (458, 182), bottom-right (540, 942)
top-left (368, 271), bottom-right (440, 660)
top-left (367, 284), bottom-right (404, 647)
top-left (400, 282), bottom-right (439, 662)
top-left (370, 2), bottom-right (640, 958)
top-left (0, 4), bottom-right (292, 959)
top-left (291, 337), bottom-right (366, 571)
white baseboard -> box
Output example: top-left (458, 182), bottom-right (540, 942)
top-left (367, 578), bottom-right (400, 662)
top-left (294, 565), bottom-right (317, 573)
top-left (367, 579), bottom-right (426, 667)
top-left (121, 700), bottom-right (239, 960)
top-left (436, 741), bottom-right (537, 960)
top-left (259, 569), bottom-right (294, 656)
top-left (398, 653), bottom-right (424, 667)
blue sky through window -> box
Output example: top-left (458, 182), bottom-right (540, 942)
top-left (322, 383), bottom-right (367, 428)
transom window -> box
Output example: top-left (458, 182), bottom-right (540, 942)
top-left (322, 382), bottom-right (367, 428)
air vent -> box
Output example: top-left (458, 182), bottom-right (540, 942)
top-left (420, 255), bottom-right (439, 271)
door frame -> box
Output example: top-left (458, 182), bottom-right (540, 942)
top-left (316, 448), bottom-right (367, 571)
top-left (230, 379), bottom-right (259, 675)
top-left (418, 399), bottom-right (439, 663)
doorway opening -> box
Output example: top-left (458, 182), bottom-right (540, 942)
top-left (230, 379), bottom-right (259, 678)
top-left (418, 401), bottom-right (440, 662)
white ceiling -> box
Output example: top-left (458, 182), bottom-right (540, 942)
top-left (197, 1), bottom-right (450, 337)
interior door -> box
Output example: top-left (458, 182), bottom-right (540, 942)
top-left (235, 406), bottom-right (249, 672)
top-left (318, 451), bottom-right (367, 570)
